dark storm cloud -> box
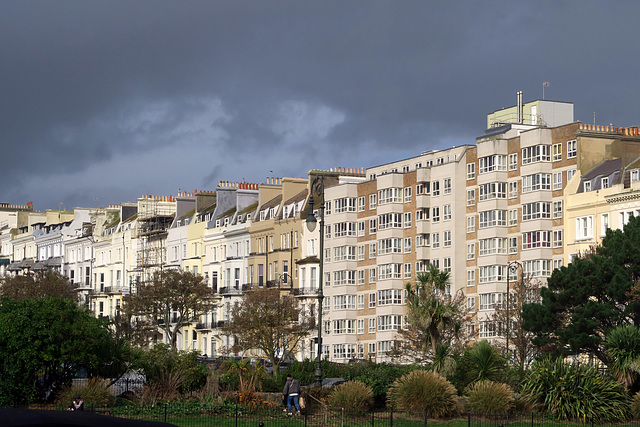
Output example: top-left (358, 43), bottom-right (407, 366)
top-left (2, 1), bottom-right (640, 209)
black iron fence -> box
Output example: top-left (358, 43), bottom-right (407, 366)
top-left (15, 403), bottom-right (640, 426)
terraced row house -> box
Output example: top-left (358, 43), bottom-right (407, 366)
top-left (2, 93), bottom-right (640, 363)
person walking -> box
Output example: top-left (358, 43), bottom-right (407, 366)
top-left (282, 374), bottom-right (301, 415)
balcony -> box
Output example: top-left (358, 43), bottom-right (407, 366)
top-left (292, 288), bottom-right (318, 296)
top-left (195, 322), bottom-right (212, 330)
top-left (218, 286), bottom-right (242, 295)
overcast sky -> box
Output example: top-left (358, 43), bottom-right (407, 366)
top-left (2, 1), bottom-right (640, 210)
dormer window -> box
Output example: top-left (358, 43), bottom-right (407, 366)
top-left (584, 181), bottom-right (591, 192)
top-left (631, 169), bottom-right (640, 183)
top-left (601, 177), bottom-right (609, 189)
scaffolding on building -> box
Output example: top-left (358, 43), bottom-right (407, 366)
top-left (136, 195), bottom-right (176, 283)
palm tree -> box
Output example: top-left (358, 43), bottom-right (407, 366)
top-left (605, 325), bottom-right (640, 389)
top-left (405, 264), bottom-right (462, 359)
top-left (461, 340), bottom-right (505, 385)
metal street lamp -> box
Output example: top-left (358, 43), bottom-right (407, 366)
top-left (306, 175), bottom-right (325, 387)
top-left (506, 260), bottom-right (523, 363)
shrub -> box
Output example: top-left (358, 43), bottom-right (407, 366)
top-left (466, 380), bottom-right (513, 414)
top-left (55, 378), bottom-right (116, 409)
top-left (387, 370), bottom-right (462, 418)
top-left (521, 357), bottom-right (629, 422)
top-left (327, 380), bottom-right (373, 414)
top-left (631, 392), bottom-right (640, 419)
top-left (459, 340), bottom-right (505, 387)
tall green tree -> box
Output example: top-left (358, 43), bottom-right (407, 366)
top-left (224, 287), bottom-right (312, 375)
top-left (124, 269), bottom-right (215, 349)
top-left (399, 264), bottom-right (465, 363)
top-left (0, 297), bottom-right (130, 404)
top-left (522, 216), bottom-right (640, 364)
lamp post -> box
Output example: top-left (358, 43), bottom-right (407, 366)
top-left (306, 175), bottom-right (325, 387)
top-left (506, 260), bottom-right (523, 363)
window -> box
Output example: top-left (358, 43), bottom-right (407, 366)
top-left (509, 153), bottom-right (518, 171)
top-left (378, 238), bottom-right (402, 255)
top-left (439, 231), bottom-right (450, 248)
top-left (479, 265), bottom-right (506, 283)
top-left (601, 177), bottom-right (609, 189)
top-left (523, 259), bottom-right (552, 277)
top-left (369, 243), bottom-right (377, 258)
top-left (467, 189), bottom-right (475, 206)
top-left (479, 155), bottom-right (507, 173)
top-left (369, 268), bottom-right (376, 282)
top-left (443, 257), bottom-right (452, 273)
top-left (333, 295), bottom-right (356, 310)
top-left (404, 212), bottom-right (412, 228)
top-left (430, 232), bottom-right (439, 248)
top-left (357, 270), bottom-right (365, 285)
top-left (404, 187), bottom-right (412, 202)
top-left (334, 222), bottom-right (357, 237)
top-left (333, 320), bottom-right (355, 334)
top-left (553, 230), bottom-right (563, 248)
top-left (522, 145), bottom-right (551, 164)
top-left (567, 169), bottom-right (577, 182)
top-left (443, 178), bottom-right (452, 195)
top-left (601, 213), bottom-right (610, 234)
top-left (333, 270), bottom-right (356, 285)
top-left (522, 202), bottom-right (551, 220)
top-left (576, 216), bottom-right (594, 240)
top-left (357, 245), bottom-right (365, 261)
top-left (509, 181), bottom-right (518, 198)
top-left (378, 188), bottom-right (402, 204)
top-left (509, 237), bottom-right (518, 254)
top-left (553, 172), bottom-right (562, 190)
top-left (335, 197), bottom-right (356, 213)
top-left (553, 143), bottom-right (562, 161)
top-left (378, 263), bottom-right (402, 280)
top-left (369, 293), bottom-right (376, 308)
top-left (553, 259), bottom-right (563, 271)
top-left (479, 210), bottom-right (507, 228)
top-left (567, 139), bottom-right (577, 158)
top-left (432, 207), bottom-right (440, 222)
top-left (466, 215), bottom-right (475, 233)
top-left (509, 209), bottom-right (518, 225)
top-left (479, 321), bottom-right (496, 338)
top-left (357, 319), bottom-right (364, 333)
top-left (358, 196), bottom-right (365, 211)
top-left (369, 218), bottom-right (377, 233)
top-left (369, 194), bottom-right (377, 209)
top-left (467, 297), bottom-right (476, 313)
top-left (553, 201), bottom-right (562, 218)
top-left (467, 243), bottom-right (475, 260)
top-left (479, 238), bottom-right (507, 255)
top-left (522, 173), bottom-right (551, 192)
top-left (432, 181), bottom-right (440, 196)
top-left (358, 221), bottom-right (365, 236)
top-left (466, 269), bottom-right (475, 286)
top-left (522, 231), bottom-right (551, 249)
top-left (357, 294), bottom-right (365, 309)
top-left (479, 182), bottom-right (507, 200)
top-left (404, 263), bottom-right (412, 278)
top-left (379, 213), bottom-right (402, 229)
top-left (631, 169), bottom-right (640, 183)
top-left (584, 181), bottom-right (591, 192)
top-left (467, 163), bottom-right (475, 179)
top-left (479, 293), bottom-right (504, 310)
top-left (334, 246), bottom-right (356, 261)
top-left (378, 289), bottom-right (403, 305)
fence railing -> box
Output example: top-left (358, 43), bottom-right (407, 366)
top-left (15, 403), bottom-right (640, 427)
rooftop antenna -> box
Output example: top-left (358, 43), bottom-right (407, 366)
top-left (542, 81), bottom-right (550, 100)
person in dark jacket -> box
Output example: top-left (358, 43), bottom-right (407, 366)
top-left (282, 374), bottom-right (301, 415)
